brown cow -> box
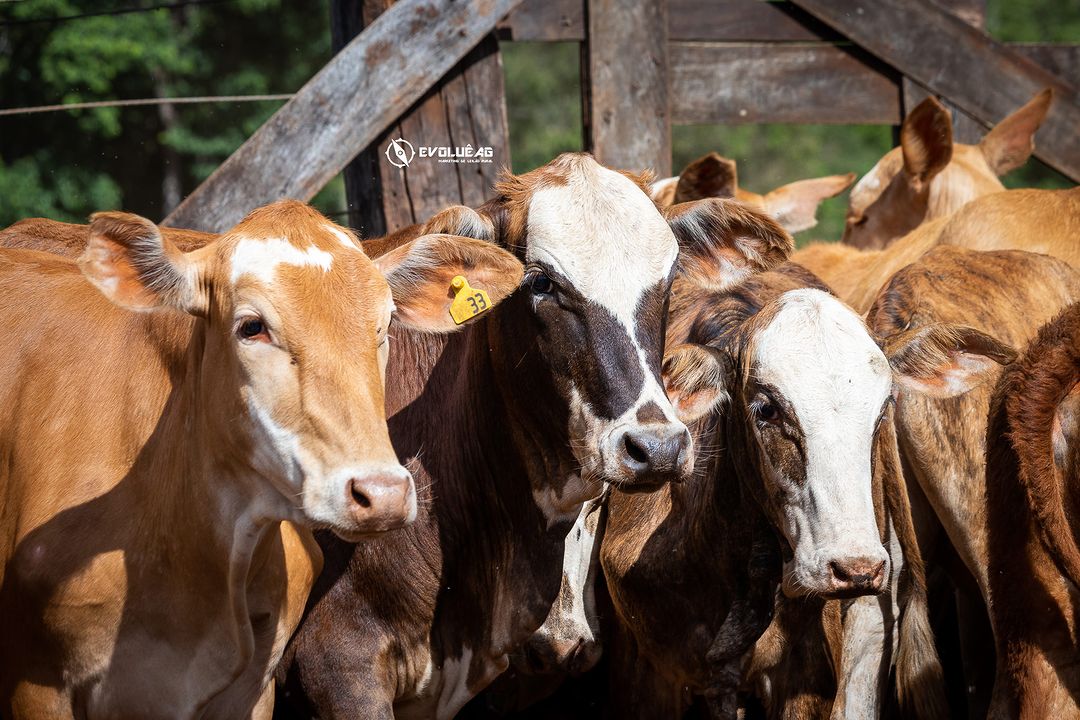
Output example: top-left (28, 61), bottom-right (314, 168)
top-left (0, 201), bottom-right (523, 718)
top-left (795, 186), bottom-right (1080, 314)
top-left (843, 89), bottom-right (1052, 249)
top-left (985, 302), bottom-right (1080, 719)
top-left (865, 246), bottom-right (1080, 716)
top-left (650, 152), bottom-right (855, 234)
top-left (273, 154), bottom-right (787, 719)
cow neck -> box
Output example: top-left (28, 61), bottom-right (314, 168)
top-left (129, 314), bottom-right (293, 621)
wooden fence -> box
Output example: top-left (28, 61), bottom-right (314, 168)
top-left (164, 0), bottom-right (1080, 236)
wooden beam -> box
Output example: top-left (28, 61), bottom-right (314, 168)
top-left (499, 0), bottom-right (584, 41)
top-left (788, 0), bottom-right (1080, 181)
top-left (586, 0), bottom-right (670, 175)
top-left (904, 0), bottom-right (986, 144)
top-left (671, 43), bottom-right (901, 125)
top-left (165, 0), bottom-right (522, 232)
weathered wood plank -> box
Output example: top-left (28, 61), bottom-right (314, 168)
top-left (164, 0), bottom-right (522, 232)
top-left (789, 0), bottom-right (1080, 181)
top-left (1014, 44), bottom-right (1080, 80)
top-left (586, 0), bottom-right (670, 175)
top-left (904, 0), bottom-right (985, 145)
top-left (499, 0), bottom-right (584, 41)
top-left (670, 43), bottom-right (901, 125)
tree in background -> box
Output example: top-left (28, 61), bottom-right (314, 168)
top-left (0, 0), bottom-right (334, 225)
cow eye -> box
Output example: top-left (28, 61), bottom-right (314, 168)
top-left (529, 272), bottom-right (553, 295)
top-left (237, 317), bottom-right (269, 342)
top-left (756, 401), bottom-right (782, 425)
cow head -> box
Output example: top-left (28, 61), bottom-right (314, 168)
top-left (844, 89), bottom-right (1052, 249)
top-left (666, 286), bottom-right (1015, 598)
top-left (650, 151), bottom-right (855, 234)
top-left (79, 201), bottom-right (521, 541)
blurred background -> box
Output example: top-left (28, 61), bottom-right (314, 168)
top-left (0, 0), bottom-right (1076, 243)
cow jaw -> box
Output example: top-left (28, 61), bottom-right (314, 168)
top-left (521, 158), bottom-right (693, 500)
top-left (750, 289), bottom-right (891, 598)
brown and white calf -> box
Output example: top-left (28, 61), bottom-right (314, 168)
top-left (842, 88), bottom-right (1051, 249)
top-left (598, 224), bottom-right (998, 717)
top-left (275, 154), bottom-right (779, 719)
top-left (650, 151), bottom-right (855, 234)
top-left (985, 301), bottom-right (1080, 719)
top-left (0, 201), bottom-right (522, 718)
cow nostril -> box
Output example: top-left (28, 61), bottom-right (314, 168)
top-left (829, 560), bottom-right (850, 583)
top-left (623, 434), bottom-right (649, 464)
top-left (349, 480), bottom-right (372, 509)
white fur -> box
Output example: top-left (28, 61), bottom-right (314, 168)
top-left (753, 289), bottom-right (891, 593)
top-left (852, 160), bottom-right (884, 199)
top-left (649, 175), bottom-right (678, 200)
top-left (324, 224), bottom-right (358, 250)
top-left (229, 237), bottom-right (333, 284)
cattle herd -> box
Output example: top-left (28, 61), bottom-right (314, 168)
top-left (0, 87), bottom-right (1077, 720)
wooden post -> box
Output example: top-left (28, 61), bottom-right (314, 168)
top-left (902, 0), bottom-right (987, 144)
top-left (585, 0), bottom-right (671, 176)
top-left (332, 0), bottom-right (512, 236)
top-left (164, 0), bottom-right (522, 232)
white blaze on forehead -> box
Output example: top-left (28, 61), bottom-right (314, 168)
top-left (753, 290), bottom-right (891, 563)
top-left (525, 164), bottom-right (679, 328)
top-left (229, 236), bottom-right (334, 284)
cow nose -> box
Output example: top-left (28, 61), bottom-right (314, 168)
top-left (827, 557), bottom-right (887, 595)
top-left (344, 468), bottom-right (416, 534)
top-left (616, 424), bottom-right (692, 487)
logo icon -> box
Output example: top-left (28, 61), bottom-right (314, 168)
top-left (385, 138), bottom-right (415, 168)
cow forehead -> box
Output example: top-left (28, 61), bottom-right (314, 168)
top-left (753, 290), bottom-right (891, 430)
top-left (228, 236), bottom-right (335, 285)
top-left (525, 167), bottom-right (678, 324)
top-left (850, 151), bottom-right (900, 211)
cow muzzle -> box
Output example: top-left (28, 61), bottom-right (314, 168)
top-left (605, 421), bottom-right (693, 490)
top-left (329, 464), bottom-right (417, 539)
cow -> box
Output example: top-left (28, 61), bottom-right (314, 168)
top-left (842, 88), bottom-right (1052, 249)
top-left (597, 230), bottom-right (1014, 717)
top-left (794, 186), bottom-right (1080, 314)
top-left (985, 301), bottom-right (1080, 719)
top-left (269, 153), bottom-right (793, 719)
top-left (866, 246), bottom-right (1080, 717)
top-left (650, 152), bottom-right (855, 234)
top-left (0, 200), bottom-right (524, 718)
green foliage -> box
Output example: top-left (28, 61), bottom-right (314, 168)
top-left (502, 42), bottom-right (583, 174)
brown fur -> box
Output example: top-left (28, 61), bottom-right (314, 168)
top-left (843, 89), bottom-right (1052, 250)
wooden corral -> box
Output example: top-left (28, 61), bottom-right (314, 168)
top-left (163, 0), bottom-right (1080, 235)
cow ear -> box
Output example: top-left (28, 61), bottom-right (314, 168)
top-left (979, 88), bottom-right (1052, 176)
top-left (374, 233), bottom-right (523, 333)
top-left (666, 197), bottom-right (793, 291)
top-left (674, 152), bottom-right (739, 204)
top-left (759, 173), bottom-right (856, 234)
top-left (420, 205), bottom-right (497, 241)
top-left (882, 324), bottom-right (1016, 398)
top-left (663, 343), bottom-right (733, 423)
top-left (79, 211), bottom-right (208, 315)
top-left (901, 97), bottom-right (953, 183)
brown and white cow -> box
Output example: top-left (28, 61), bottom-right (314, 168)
top-left (273, 154), bottom-right (785, 719)
top-left (597, 230), bottom-right (995, 717)
top-left (842, 89), bottom-right (1052, 249)
top-left (0, 201), bottom-right (522, 718)
top-left (985, 301), bottom-right (1080, 719)
top-left (650, 151), bottom-right (856, 234)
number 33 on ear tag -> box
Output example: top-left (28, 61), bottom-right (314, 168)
top-left (449, 276), bottom-right (492, 325)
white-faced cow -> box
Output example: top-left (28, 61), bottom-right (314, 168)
top-left (0, 201), bottom-right (522, 718)
top-left (274, 153), bottom-right (787, 719)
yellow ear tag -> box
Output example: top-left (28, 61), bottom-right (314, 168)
top-left (449, 275), bottom-right (492, 325)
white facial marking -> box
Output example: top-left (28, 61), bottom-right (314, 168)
top-left (753, 289), bottom-right (891, 590)
top-left (229, 237), bottom-right (333, 284)
top-left (852, 159), bottom-right (884, 200)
